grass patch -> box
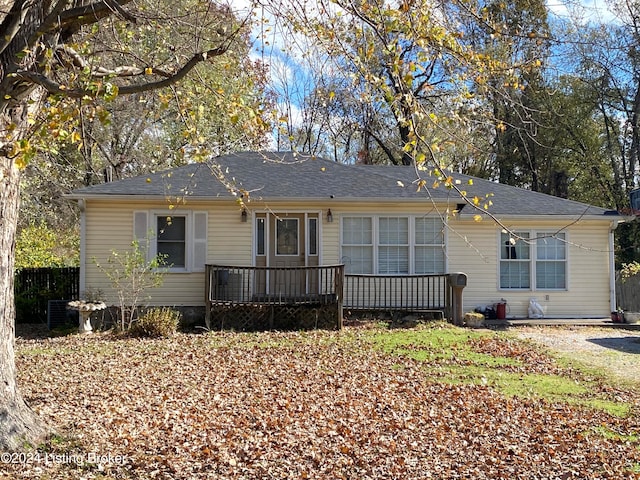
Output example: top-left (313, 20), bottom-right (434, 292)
top-left (591, 425), bottom-right (639, 443)
top-left (364, 322), bottom-right (636, 416)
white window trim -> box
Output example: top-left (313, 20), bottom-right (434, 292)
top-left (340, 215), bottom-right (447, 275)
top-left (498, 230), bottom-right (568, 291)
top-left (134, 210), bottom-right (207, 273)
top-left (151, 211), bottom-right (191, 273)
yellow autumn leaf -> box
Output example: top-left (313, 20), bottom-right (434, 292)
top-left (145, 67), bottom-right (153, 75)
top-left (15, 156), bottom-right (27, 169)
top-left (473, 214), bottom-right (483, 222)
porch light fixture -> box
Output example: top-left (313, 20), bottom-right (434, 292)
top-left (326, 209), bottom-right (333, 223)
top-left (241, 208), bottom-right (248, 222)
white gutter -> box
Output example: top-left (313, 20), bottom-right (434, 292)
top-left (63, 194), bottom-right (621, 220)
top-left (610, 219), bottom-right (624, 313)
top-left (78, 199), bottom-right (86, 296)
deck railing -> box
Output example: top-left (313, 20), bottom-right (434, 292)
top-left (205, 264), bottom-right (345, 330)
top-left (205, 265), bottom-right (455, 330)
top-left (343, 273), bottom-right (450, 316)
top-left (205, 264), bottom-right (344, 305)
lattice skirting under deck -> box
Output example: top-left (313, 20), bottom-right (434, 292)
top-left (207, 303), bottom-right (341, 331)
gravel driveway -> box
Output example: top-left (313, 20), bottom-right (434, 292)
top-left (514, 326), bottom-right (640, 385)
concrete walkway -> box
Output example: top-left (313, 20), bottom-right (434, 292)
top-left (484, 318), bottom-right (640, 330)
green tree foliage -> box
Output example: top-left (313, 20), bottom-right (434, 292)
top-left (473, 0), bottom-right (555, 188)
top-left (15, 223), bottom-right (79, 269)
top-left (560, 0), bottom-right (640, 264)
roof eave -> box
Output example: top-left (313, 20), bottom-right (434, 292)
top-left (457, 213), bottom-right (623, 222)
top-left (64, 193), bottom-right (455, 203)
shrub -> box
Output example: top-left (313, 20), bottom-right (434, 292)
top-left (94, 240), bottom-right (167, 331)
top-left (620, 261), bottom-right (640, 281)
top-left (130, 307), bottom-right (181, 338)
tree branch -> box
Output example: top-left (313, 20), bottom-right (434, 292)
top-left (35, 0), bottom-right (135, 44)
top-left (56, 44), bottom-right (172, 78)
top-left (14, 45), bottom-right (229, 97)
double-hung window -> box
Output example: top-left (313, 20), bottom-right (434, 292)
top-left (342, 217), bottom-right (374, 274)
top-left (378, 217), bottom-right (409, 274)
top-left (499, 231), bottom-right (566, 290)
top-left (157, 216), bottom-right (186, 268)
top-left (134, 210), bottom-right (207, 272)
top-left (536, 234), bottom-right (567, 289)
top-left (341, 216), bottom-right (445, 274)
top-left (415, 217), bottom-right (445, 274)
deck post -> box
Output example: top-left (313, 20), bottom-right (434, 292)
top-left (448, 273), bottom-right (467, 326)
top-left (336, 265), bottom-right (344, 329)
top-left (204, 265), bottom-right (212, 330)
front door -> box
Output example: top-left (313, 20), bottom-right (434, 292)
top-left (254, 212), bottom-right (319, 297)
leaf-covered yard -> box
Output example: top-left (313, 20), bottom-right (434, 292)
top-left (3, 323), bottom-right (640, 479)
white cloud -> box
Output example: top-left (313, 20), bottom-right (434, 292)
top-left (547, 0), bottom-right (620, 24)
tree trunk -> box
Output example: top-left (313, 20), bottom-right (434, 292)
top-left (0, 41), bottom-right (50, 445)
top-left (0, 157), bottom-right (48, 450)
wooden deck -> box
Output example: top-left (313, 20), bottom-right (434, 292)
top-left (205, 264), bottom-right (344, 331)
top-left (205, 264), bottom-right (454, 331)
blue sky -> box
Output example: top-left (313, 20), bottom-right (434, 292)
top-left (547, 0), bottom-right (619, 23)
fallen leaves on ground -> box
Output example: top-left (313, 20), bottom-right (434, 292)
top-left (2, 326), bottom-right (639, 479)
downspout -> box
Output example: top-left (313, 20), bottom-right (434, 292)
top-left (609, 220), bottom-right (622, 313)
top-left (78, 198), bottom-right (86, 296)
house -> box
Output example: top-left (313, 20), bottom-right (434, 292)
top-left (67, 151), bottom-right (623, 327)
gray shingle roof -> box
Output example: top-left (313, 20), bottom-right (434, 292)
top-left (69, 151), bottom-right (617, 217)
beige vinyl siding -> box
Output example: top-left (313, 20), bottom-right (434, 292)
top-left (83, 197), bottom-right (615, 318)
top-left (84, 199), bottom-right (251, 307)
top-left (320, 211), bottom-right (340, 265)
top-left (448, 218), bottom-right (614, 318)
